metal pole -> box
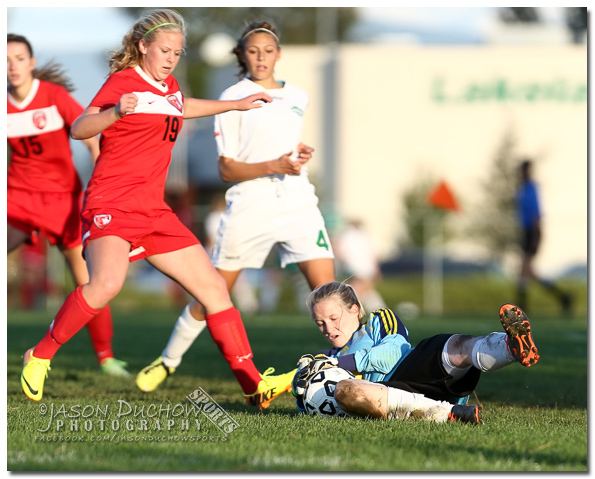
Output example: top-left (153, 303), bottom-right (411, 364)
top-left (423, 214), bottom-right (443, 316)
top-left (318, 7), bottom-right (340, 228)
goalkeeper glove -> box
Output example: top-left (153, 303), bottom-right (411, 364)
top-left (292, 354), bottom-right (314, 399)
top-left (291, 353), bottom-right (339, 399)
top-left (309, 354), bottom-right (339, 376)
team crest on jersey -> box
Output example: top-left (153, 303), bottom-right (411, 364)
top-left (167, 94), bottom-right (183, 112)
top-left (93, 214), bottom-right (112, 230)
top-left (32, 111), bottom-right (47, 129)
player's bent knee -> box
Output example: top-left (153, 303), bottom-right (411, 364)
top-left (86, 277), bottom-right (125, 307)
top-left (188, 273), bottom-right (232, 312)
top-left (100, 279), bottom-right (124, 300)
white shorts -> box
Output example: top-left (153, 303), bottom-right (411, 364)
top-left (211, 176), bottom-right (334, 271)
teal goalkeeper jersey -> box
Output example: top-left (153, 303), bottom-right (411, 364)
top-left (331, 308), bottom-right (412, 383)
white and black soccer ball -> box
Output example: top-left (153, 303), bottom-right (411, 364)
top-left (303, 367), bottom-right (355, 418)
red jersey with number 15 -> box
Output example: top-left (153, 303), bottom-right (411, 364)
top-left (7, 79), bottom-right (83, 194)
top-left (83, 66), bottom-right (184, 215)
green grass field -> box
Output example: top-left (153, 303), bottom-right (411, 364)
top-left (7, 278), bottom-right (588, 471)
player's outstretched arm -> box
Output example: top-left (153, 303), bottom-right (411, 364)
top-left (183, 92), bottom-right (272, 119)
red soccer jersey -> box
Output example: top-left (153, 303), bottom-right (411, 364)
top-left (83, 66), bottom-right (184, 215)
top-left (7, 79), bottom-right (83, 193)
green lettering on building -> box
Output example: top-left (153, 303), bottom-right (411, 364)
top-left (432, 77), bottom-right (587, 104)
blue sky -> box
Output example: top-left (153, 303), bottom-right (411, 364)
top-left (7, 7), bottom-right (133, 53)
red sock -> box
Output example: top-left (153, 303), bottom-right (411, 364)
top-left (34, 286), bottom-right (100, 360)
top-left (86, 305), bottom-right (114, 364)
top-left (205, 307), bottom-right (261, 394)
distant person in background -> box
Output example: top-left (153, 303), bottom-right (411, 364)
top-left (7, 34), bottom-right (128, 377)
top-left (516, 160), bottom-right (572, 314)
top-left (336, 219), bottom-right (386, 311)
top-left (137, 20), bottom-right (336, 399)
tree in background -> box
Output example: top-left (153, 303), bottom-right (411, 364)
top-left (399, 174), bottom-right (437, 251)
top-left (125, 7), bottom-right (357, 45)
top-left (499, 7), bottom-right (587, 45)
top-left (564, 7), bottom-right (588, 44)
top-left (498, 7), bottom-right (541, 24)
top-left (465, 128), bottom-right (524, 265)
top-left (397, 173), bottom-right (457, 253)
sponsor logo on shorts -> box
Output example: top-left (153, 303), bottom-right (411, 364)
top-left (32, 111), bottom-right (47, 129)
top-left (93, 214), bottom-right (112, 230)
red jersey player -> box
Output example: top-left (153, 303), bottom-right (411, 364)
top-left (7, 34), bottom-right (128, 377)
top-left (19, 9), bottom-right (295, 408)
top-left (136, 21), bottom-right (336, 405)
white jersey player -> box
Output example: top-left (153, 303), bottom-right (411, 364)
top-left (136, 21), bottom-right (335, 399)
top-left (211, 79), bottom-right (332, 271)
top-left (212, 20), bottom-right (334, 288)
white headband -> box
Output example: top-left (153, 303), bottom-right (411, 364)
top-left (241, 28), bottom-right (280, 44)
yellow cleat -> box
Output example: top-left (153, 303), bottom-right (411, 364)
top-left (136, 356), bottom-right (175, 392)
top-left (100, 357), bottom-right (130, 377)
top-left (21, 348), bottom-right (51, 402)
top-left (245, 367), bottom-right (297, 410)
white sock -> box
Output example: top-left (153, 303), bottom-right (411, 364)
top-left (442, 337), bottom-right (472, 385)
top-left (162, 304), bottom-right (207, 369)
top-left (386, 387), bottom-right (453, 423)
top-left (471, 332), bottom-right (516, 372)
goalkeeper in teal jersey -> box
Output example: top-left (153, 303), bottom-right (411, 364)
top-left (292, 282), bottom-right (540, 423)
top-left (314, 307), bottom-right (412, 385)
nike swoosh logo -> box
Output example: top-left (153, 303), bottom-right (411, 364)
top-left (22, 375), bottom-right (39, 395)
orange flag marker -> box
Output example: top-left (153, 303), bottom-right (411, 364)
top-left (427, 180), bottom-right (460, 212)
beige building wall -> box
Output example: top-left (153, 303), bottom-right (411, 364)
top-left (276, 44), bottom-right (587, 277)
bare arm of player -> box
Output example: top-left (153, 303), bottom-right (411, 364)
top-left (81, 135), bottom-right (100, 164)
top-left (71, 93), bottom-right (138, 140)
top-left (183, 92), bottom-right (272, 119)
top-left (218, 143), bottom-right (314, 183)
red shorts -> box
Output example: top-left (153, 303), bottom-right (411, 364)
top-left (7, 188), bottom-right (82, 249)
top-left (81, 208), bottom-right (200, 262)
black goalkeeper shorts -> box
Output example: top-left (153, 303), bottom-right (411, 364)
top-left (377, 333), bottom-right (481, 403)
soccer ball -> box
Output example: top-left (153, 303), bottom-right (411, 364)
top-left (303, 367), bottom-right (355, 418)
